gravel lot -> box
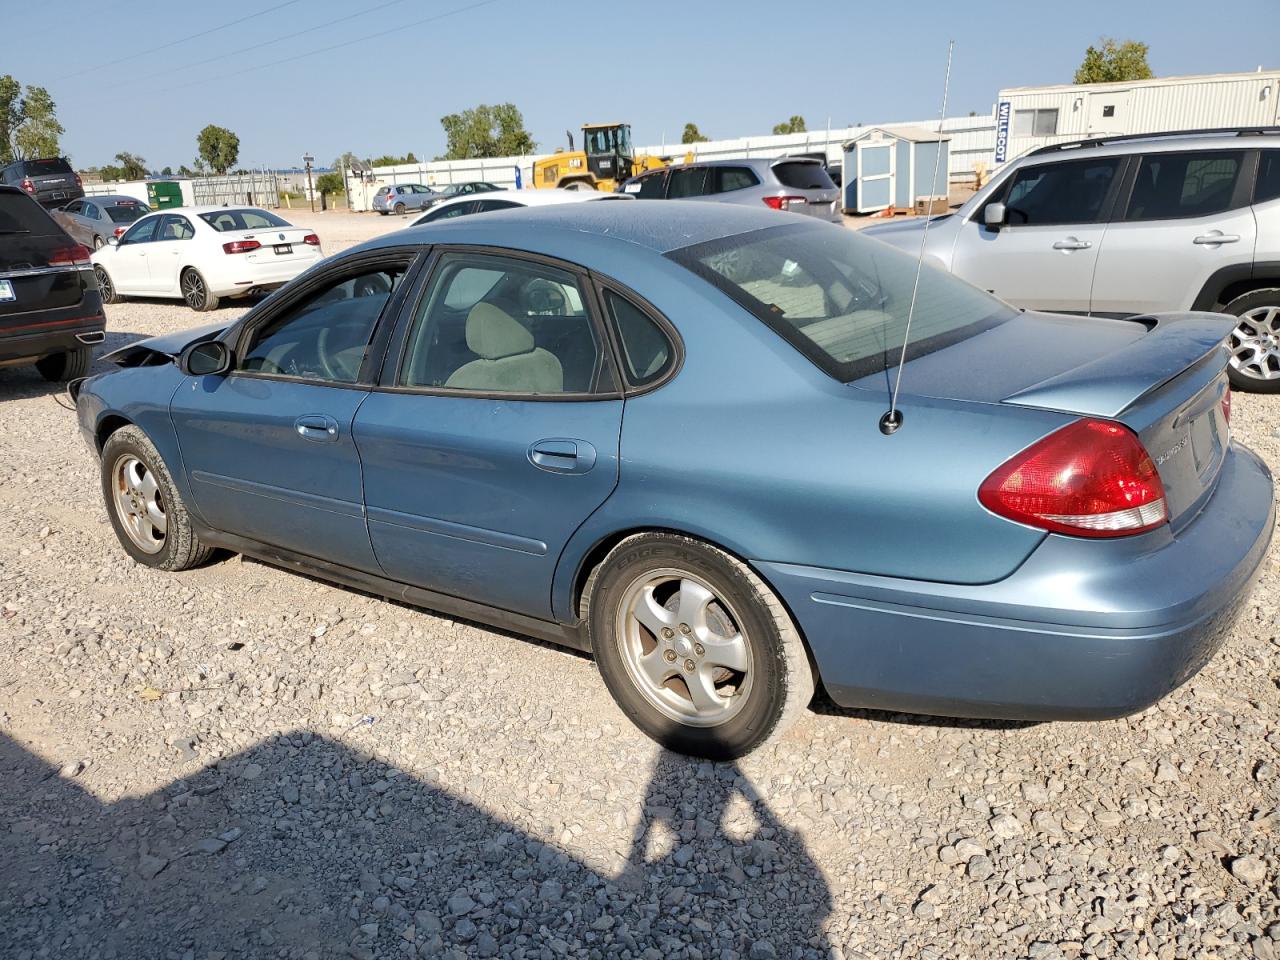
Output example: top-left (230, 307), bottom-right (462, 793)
top-left (2, 209), bottom-right (1279, 960)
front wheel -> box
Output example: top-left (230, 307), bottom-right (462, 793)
top-left (181, 267), bottom-right (220, 312)
top-left (1225, 289), bottom-right (1280, 393)
top-left (589, 533), bottom-right (814, 759)
top-left (101, 426), bottom-right (214, 571)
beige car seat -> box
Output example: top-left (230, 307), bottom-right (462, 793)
top-left (445, 303), bottom-right (563, 393)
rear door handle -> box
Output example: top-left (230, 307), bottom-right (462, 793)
top-left (1052, 238), bottom-right (1092, 251)
top-left (1193, 232), bottom-right (1240, 245)
top-left (528, 438), bottom-right (597, 474)
top-left (295, 414), bottom-right (339, 441)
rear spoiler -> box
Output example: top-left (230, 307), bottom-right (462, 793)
top-left (1002, 313), bottom-right (1232, 418)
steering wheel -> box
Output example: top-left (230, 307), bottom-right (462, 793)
top-left (521, 278), bottom-right (567, 315)
top-left (317, 325), bottom-right (359, 381)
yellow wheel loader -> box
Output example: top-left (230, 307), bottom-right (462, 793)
top-left (532, 123), bottom-right (673, 193)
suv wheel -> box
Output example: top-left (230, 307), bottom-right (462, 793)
top-left (1224, 289), bottom-right (1280, 393)
top-left (36, 345), bottom-right (92, 382)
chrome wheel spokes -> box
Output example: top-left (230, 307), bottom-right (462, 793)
top-left (111, 454), bottom-right (166, 554)
top-left (1230, 305), bottom-right (1280, 381)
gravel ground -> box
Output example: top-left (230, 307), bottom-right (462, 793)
top-left (1, 209), bottom-right (1279, 960)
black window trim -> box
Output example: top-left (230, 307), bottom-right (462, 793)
top-left (221, 246), bottom-right (427, 390)
top-left (589, 276), bottom-right (684, 396)
top-left (374, 243), bottom-right (624, 403)
top-left (1255, 148), bottom-right (1280, 205)
top-left (1117, 148), bottom-right (1257, 223)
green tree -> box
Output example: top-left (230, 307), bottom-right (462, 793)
top-left (370, 151), bottom-right (418, 166)
top-left (113, 152), bottom-right (148, 180)
top-left (1074, 38), bottom-right (1154, 84)
top-left (160, 165), bottom-right (173, 176)
top-left (771, 115), bottom-right (806, 135)
top-left (439, 104), bottom-right (534, 160)
top-left (196, 124), bottom-right (240, 175)
top-left (315, 171), bottom-right (344, 195)
top-left (0, 75), bottom-right (64, 164)
top-left (177, 164), bottom-right (195, 177)
top-left (681, 123), bottom-right (709, 145)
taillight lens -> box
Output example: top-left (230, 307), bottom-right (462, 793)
top-left (762, 195), bottom-right (806, 211)
top-left (48, 244), bottom-right (92, 266)
top-left (1221, 387), bottom-right (1232, 425)
top-left (20, 178), bottom-right (35, 194)
top-left (74, 173), bottom-right (83, 187)
top-left (979, 418), bottom-right (1168, 538)
top-left (302, 233), bottom-right (320, 246)
top-left (222, 240), bottom-right (261, 254)
top-left (114, 226), bottom-right (127, 237)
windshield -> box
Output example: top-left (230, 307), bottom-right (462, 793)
top-left (106, 202), bottom-right (149, 223)
top-left (585, 126), bottom-right (632, 157)
top-left (670, 223), bottom-right (1016, 382)
top-left (198, 208), bottom-right (291, 232)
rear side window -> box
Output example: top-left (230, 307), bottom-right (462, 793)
top-left (1001, 157), bottom-right (1122, 226)
top-left (0, 192), bottom-right (59, 235)
top-left (1125, 151), bottom-right (1243, 220)
top-left (712, 167), bottom-right (758, 194)
top-left (667, 167), bottom-right (708, 198)
top-left (604, 290), bottom-right (675, 387)
top-left (771, 161), bottom-right (835, 191)
top-left (1255, 150), bottom-right (1280, 204)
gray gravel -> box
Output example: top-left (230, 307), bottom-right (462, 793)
top-left (2, 210), bottom-right (1279, 960)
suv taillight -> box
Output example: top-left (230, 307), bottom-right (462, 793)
top-left (763, 195), bottom-right (805, 211)
top-left (222, 240), bottom-right (261, 254)
top-left (48, 244), bottom-right (92, 266)
top-left (73, 173), bottom-right (83, 188)
top-left (978, 418), bottom-right (1168, 538)
top-left (302, 233), bottom-right (320, 246)
top-left (20, 178), bottom-right (35, 194)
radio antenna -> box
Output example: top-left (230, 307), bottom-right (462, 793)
top-left (880, 39), bottom-right (954, 436)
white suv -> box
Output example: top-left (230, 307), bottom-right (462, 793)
top-left (864, 129), bottom-right (1280, 391)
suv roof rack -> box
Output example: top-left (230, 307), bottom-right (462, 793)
top-left (1027, 126), bottom-right (1280, 157)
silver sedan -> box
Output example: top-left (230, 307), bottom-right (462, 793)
top-left (53, 195), bottom-right (151, 249)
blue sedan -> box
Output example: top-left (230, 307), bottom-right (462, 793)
top-left (73, 203), bottom-right (1274, 759)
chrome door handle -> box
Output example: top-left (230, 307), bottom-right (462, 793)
top-left (1052, 238), bottom-right (1092, 251)
top-left (1193, 233), bottom-right (1240, 244)
top-left (295, 414), bottom-right (339, 441)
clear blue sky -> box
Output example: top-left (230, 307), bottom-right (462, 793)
top-left (10, 0), bottom-right (1277, 169)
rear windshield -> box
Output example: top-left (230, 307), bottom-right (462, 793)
top-left (0, 192), bottom-right (59, 235)
top-left (669, 223), bottom-right (1015, 382)
top-left (772, 161), bottom-right (836, 191)
top-left (198, 208), bottom-right (290, 232)
top-left (106, 203), bottom-right (148, 223)
top-left (20, 158), bottom-right (74, 177)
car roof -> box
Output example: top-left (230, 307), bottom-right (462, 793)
top-left (84, 194), bottom-right (146, 204)
top-left (136, 205), bottom-right (281, 216)
top-left (1015, 129), bottom-right (1280, 166)
top-left (386, 198), bottom-right (802, 256)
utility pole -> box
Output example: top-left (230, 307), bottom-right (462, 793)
top-left (303, 153), bottom-right (315, 212)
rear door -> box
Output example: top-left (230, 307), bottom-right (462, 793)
top-left (1090, 150), bottom-right (1257, 315)
top-left (0, 191), bottom-right (88, 327)
top-left (951, 155), bottom-right (1125, 312)
top-left (667, 166), bottom-right (709, 202)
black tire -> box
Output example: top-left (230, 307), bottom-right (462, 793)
top-left (36, 345), bottom-right (93, 382)
top-left (393, 202), bottom-right (406, 215)
top-left (588, 532), bottom-right (814, 759)
top-left (378, 210), bottom-right (388, 216)
top-left (1224, 288), bottom-right (1280, 393)
top-left (100, 425), bottom-right (214, 571)
top-left (93, 235), bottom-right (105, 250)
top-left (94, 264), bottom-right (121, 304)
top-left (181, 267), bottom-right (220, 312)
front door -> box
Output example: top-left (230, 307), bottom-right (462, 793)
top-left (105, 214), bottom-right (161, 294)
top-left (953, 155), bottom-right (1126, 312)
top-left (355, 250), bottom-right (623, 619)
top-left (170, 256), bottom-right (413, 571)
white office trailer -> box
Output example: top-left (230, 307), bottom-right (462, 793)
top-left (994, 69), bottom-right (1280, 167)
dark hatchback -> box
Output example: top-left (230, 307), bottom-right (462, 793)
top-left (0, 185), bottom-right (105, 381)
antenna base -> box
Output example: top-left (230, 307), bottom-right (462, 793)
top-left (879, 410), bottom-right (903, 435)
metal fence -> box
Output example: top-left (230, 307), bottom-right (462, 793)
top-left (190, 171), bottom-right (280, 208)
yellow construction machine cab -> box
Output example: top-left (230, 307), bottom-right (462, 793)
top-left (581, 123), bottom-right (634, 186)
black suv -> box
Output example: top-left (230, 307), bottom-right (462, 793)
top-left (1, 157), bottom-right (85, 208)
top-left (0, 185), bottom-right (105, 381)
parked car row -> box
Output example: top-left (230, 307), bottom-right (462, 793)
top-left (372, 180), bottom-right (500, 215)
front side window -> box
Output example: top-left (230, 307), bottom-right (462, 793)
top-left (670, 223), bottom-right (1016, 382)
top-left (399, 252), bottom-right (605, 395)
top-left (668, 167), bottom-right (708, 198)
top-left (120, 216), bottom-right (160, 244)
top-left (82, 202), bottom-right (99, 219)
top-left (625, 172), bottom-right (667, 199)
top-left (240, 265), bottom-right (405, 383)
top-left (1125, 151), bottom-right (1243, 220)
top-left (1257, 150), bottom-right (1280, 205)
top-left (63, 200), bottom-right (83, 214)
top-left (200, 208), bottom-right (290, 232)
top-left (1000, 157), bottom-right (1122, 226)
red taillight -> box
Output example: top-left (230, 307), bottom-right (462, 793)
top-left (48, 244), bottom-right (92, 266)
top-left (762, 195), bottom-right (806, 211)
top-left (978, 418), bottom-right (1168, 538)
top-left (20, 178), bottom-right (35, 194)
top-left (1221, 387), bottom-right (1232, 425)
top-left (222, 240), bottom-right (261, 254)
top-left (74, 173), bottom-right (83, 188)
top-left (302, 233), bottom-right (320, 246)
top-left (114, 226), bottom-right (127, 237)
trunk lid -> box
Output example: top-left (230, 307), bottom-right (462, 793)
top-left (230, 227), bottom-right (316, 264)
top-left (857, 310), bottom-right (1234, 525)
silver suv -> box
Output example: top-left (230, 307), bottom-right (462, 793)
top-left (618, 158), bottom-right (842, 223)
top-left (865, 128), bottom-right (1280, 391)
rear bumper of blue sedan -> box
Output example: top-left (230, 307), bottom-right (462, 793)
top-left (758, 443), bottom-right (1275, 721)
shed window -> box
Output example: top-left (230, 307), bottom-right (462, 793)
top-left (1012, 108), bottom-right (1059, 137)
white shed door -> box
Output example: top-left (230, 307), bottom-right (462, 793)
top-left (855, 141), bottom-right (895, 213)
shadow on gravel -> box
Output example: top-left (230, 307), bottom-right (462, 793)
top-left (0, 732), bottom-right (833, 958)
top-left (0, 332), bottom-right (151, 403)
top-left (808, 689), bottom-right (1041, 731)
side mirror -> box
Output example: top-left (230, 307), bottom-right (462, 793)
top-left (983, 202), bottom-right (1006, 230)
top-left (107, 236), bottom-right (119, 247)
top-left (179, 340), bottom-right (232, 377)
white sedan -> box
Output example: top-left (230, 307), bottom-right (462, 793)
top-left (403, 188), bottom-right (631, 228)
top-left (90, 206), bottom-right (324, 311)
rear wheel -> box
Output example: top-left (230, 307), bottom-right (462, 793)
top-left (589, 533), bottom-right (814, 759)
top-left (393, 202), bottom-right (406, 215)
top-left (35, 345), bottom-right (92, 381)
top-left (101, 426), bottom-right (214, 571)
top-left (181, 268), bottom-right (220, 312)
top-left (94, 265), bottom-right (121, 304)
top-left (1225, 289), bottom-right (1280, 393)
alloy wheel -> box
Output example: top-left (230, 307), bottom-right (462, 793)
top-left (94, 265), bottom-right (113, 301)
top-left (182, 270), bottom-right (206, 310)
top-left (1229, 305), bottom-right (1280, 382)
top-left (614, 568), bottom-right (753, 727)
top-left (111, 454), bottom-right (167, 554)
